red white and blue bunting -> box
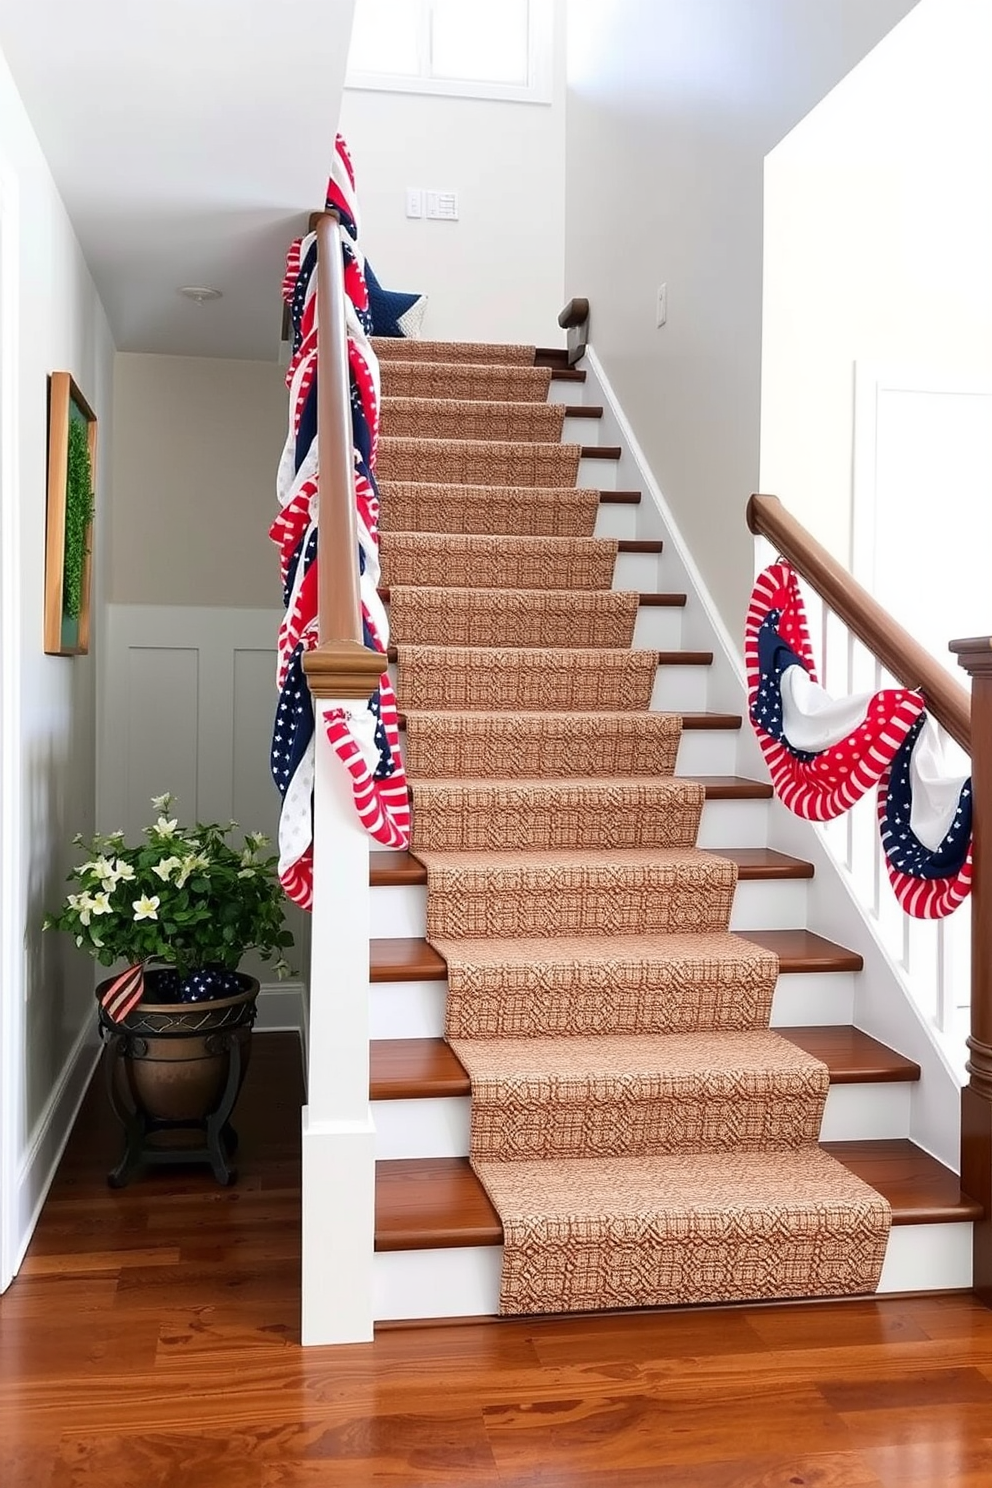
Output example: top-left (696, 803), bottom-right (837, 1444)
top-left (746, 563), bottom-right (971, 919)
top-left (270, 135), bottom-right (410, 910)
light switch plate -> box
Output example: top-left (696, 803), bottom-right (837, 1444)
top-left (426, 190), bottom-right (459, 221)
top-left (405, 188), bottom-right (424, 219)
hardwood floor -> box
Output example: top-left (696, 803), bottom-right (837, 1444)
top-left (2, 1032), bottom-right (992, 1486)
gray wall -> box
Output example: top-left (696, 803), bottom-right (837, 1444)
top-left (110, 353), bottom-right (288, 608)
top-left (564, 0), bottom-right (919, 638)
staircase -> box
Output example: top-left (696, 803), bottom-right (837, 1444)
top-left (357, 335), bottom-right (979, 1324)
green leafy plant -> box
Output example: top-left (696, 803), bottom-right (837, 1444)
top-left (63, 413), bottom-right (94, 620)
top-left (44, 794), bottom-right (294, 980)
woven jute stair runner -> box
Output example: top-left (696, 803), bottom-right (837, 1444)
top-left (380, 337), bottom-right (891, 1314)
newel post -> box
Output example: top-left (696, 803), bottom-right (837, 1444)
top-left (950, 636), bottom-right (992, 1304)
top-left (298, 643), bottom-right (384, 1345)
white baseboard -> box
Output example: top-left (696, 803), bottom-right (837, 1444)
top-left (11, 1014), bottom-right (101, 1284)
top-left (255, 979), bottom-right (308, 1045)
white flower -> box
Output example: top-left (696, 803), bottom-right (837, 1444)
top-left (74, 892), bottom-right (98, 926)
top-left (150, 792), bottom-right (173, 813)
top-left (175, 852), bottom-right (209, 888)
top-left (113, 858), bottom-right (136, 883)
top-left (132, 894), bottom-right (160, 921)
top-left (89, 892), bottom-right (113, 916)
top-left (151, 855), bottom-right (182, 882)
top-left (273, 958), bottom-right (291, 981)
top-left (237, 867), bottom-right (255, 879)
top-left (154, 817), bottom-right (179, 839)
top-left (240, 847), bottom-right (255, 867)
top-left (247, 831), bottom-right (269, 850)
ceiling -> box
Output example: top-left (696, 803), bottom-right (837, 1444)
top-left (0, 0), bottom-right (356, 360)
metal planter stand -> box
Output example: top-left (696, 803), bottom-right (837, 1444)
top-left (96, 975), bottom-right (259, 1187)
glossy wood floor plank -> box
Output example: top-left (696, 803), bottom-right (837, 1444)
top-left (4, 1033), bottom-right (992, 1488)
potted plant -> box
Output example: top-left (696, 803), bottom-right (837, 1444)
top-left (45, 794), bottom-right (294, 1186)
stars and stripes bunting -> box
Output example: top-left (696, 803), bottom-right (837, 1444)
top-left (745, 562), bottom-right (925, 821)
top-left (877, 713), bottom-right (973, 918)
top-left (270, 134), bottom-right (409, 909)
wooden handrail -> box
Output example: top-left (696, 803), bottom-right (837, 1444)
top-left (314, 211), bottom-right (362, 648)
top-left (747, 494), bottom-right (971, 752)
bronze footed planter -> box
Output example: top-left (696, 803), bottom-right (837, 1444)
top-left (96, 973), bottom-right (259, 1188)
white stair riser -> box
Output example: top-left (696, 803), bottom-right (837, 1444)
top-left (581, 456), bottom-right (616, 490)
top-left (548, 381), bottom-right (578, 406)
top-left (675, 728), bottom-right (740, 776)
top-left (370, 970), bottom-right (858, 1042)
top-left (370, 877), bottom-right (808, 940)
top-left (770, 971), bottom-right (856, 1027)
top-left (594, 503), bottom-right (639, 541)
top-left (374, 1246), bottom-right (503, 1323)
top-left (693, 796), bottom-right (769, 849)
top-left (615, 551), bottom-right (662, 591)
top-left (564, 415), bottom-right (599, 445)
top-left (636, 606), bottom-right (683, 651)
top-left (372, 1080), bottom-right (912, 1161)
top-left (651, 665), bottom-right (711, 713)
top-left (371, 1222), bottom-right (972, 1321)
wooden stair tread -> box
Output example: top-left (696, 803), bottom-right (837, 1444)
top-left (582, 446), bottom-right (621, 459)
top-left (681, 774), bottom-right (770, 796)
top-left (375, 1157), bottom-right (501, 1250)
top-left (823, 1140), bottom-right (983, 1225)
top-left (778, 1027), bottom-right (920, 1083)
top-left (370, 931), bottom-right (863, 982)
top-left (679, 712), bottom-right (742, 729)
top-left (535, 348), bottom-right (570, 368)
top-left (369, 1028), bottom-right (919, 1101)
top-left (395, 712), bottom-right (744, 731)
top-left (370, 847), bottom-right (814, 889)
top-left (737, 929), bottom-right (863, 973)
top-left (550, 367), bottom-right (585, 382)
top-left (600, 490), bottom-right (641, 504)
top-left (379, 589), bottom-right (685, 606)
top-left (402, 774), bottom-right (771, 802)
top-left (617, 539), bottom-right (663, 552)
top-left (375, 1141), bottom-right (981, 1251)
top-left (564, 405), bottom-right (602, 418)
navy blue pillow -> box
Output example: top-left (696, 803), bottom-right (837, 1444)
top-left (365, 260), bottom-right (427, 338)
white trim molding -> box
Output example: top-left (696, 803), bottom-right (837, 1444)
top-left (0, 155), bottom-right (22, 1292)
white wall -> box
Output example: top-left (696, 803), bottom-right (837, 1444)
top-left (760, 0), bottom-right (992, 577)
top-left (0, 43), bottom-right (114, 1288)
top-left (110, 353), bottom-right (288, 608)
top-left (564, 0), bottom-right (918, 639)
top-left (338, 5), bottom-right (566, 347)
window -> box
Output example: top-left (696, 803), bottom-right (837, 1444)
top-left (345, 0), bottom-right (554, 104)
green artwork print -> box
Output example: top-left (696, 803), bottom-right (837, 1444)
top-left (61, 401), bottom-right (94, 650)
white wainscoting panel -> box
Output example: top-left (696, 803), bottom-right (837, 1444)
top-left (101, 606), bottom-right (311, 981)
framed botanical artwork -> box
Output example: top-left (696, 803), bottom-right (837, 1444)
top-left (44, 372), bottom-right (96, 656)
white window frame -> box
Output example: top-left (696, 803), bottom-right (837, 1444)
top-left (345, 0), bottom-right (554, 105)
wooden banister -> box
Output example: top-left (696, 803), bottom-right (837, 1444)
top-left (747, 493), bottom-right (970, 752)
top-left (747, 494), bottom-right (989, 1304)
top-left (302, 211), bottom-right (382, 701)
top-left (951, 638), bottom-right (992, 1304)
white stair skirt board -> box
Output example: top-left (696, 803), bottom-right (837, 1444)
top-left (374, 1245), bottom-right (504, 1324)
top-left (372, 1080), bottom-right (909, 1161)
top-left (372, 1225), bottom-right (973, 1323)
top-left (369, 878), bottom-right (808, 940)
top-left (371, 969), bottom-right (859, 1042)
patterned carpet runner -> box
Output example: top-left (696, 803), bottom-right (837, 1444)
top-left (380, 337), bottom-right (891, 1315)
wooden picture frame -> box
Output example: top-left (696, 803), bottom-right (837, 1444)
top-left (44, 372), bottom-right (96, 656)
